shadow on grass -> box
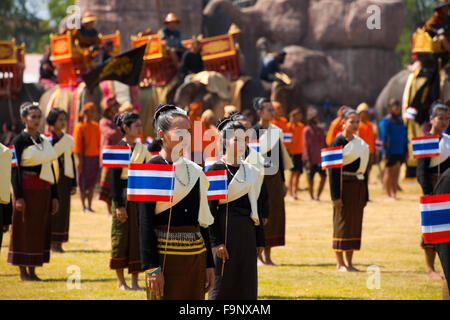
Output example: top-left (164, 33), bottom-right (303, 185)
top-left (277, 263), bottom-right (378, 268)
top-left (63, 249), bottom-right (109, 254)
top-left (259, 295), bottom-right (364, 300)
top-left (41, 278), bottom-right (116, 283)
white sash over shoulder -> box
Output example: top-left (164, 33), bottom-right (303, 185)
top-left (0, 144), bottom-right (12, 204)
top-left (22, 136), bottom-right (58, 184)
top-left (342, 136), bottom-right (369, 176)
top-left (121, 141), bottom-right (152, 180)
top-left (218, 162), bottom-right (260, 225)
top-left (51, 133), bottom-right (75, 179)
top-left (155, 157), bottom-right (214, 228)
top-left (430, 133), bottom-right (450, 168)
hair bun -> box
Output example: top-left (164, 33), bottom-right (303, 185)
top-left (114, 113), bottom-right (123, 127)
top-left (216, 116), bottom-right (233, 132)
top-left (153, 103), bottom-right (178, 125)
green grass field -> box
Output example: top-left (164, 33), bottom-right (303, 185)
top-left (0, 169), bottom-right (445, 300)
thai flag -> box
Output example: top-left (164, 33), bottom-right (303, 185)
top-left (403, 107), bottom-right (418, 120)
top-left (102, 145), bottom-right (131, 168)
top-left (248, 140), bottom-right (260, 153)
top-left (9, 146), bottom-right (18, 168)
top-left (283, 132), bottom-right (293, 143)
top-left (127, 163), bottom-right (175, 202)
top-left (321, 146), bottom-right (343, 169)
top-left (44, 133), bottom-right (53, 145)
top-left (205, 170), bottom-right (228, 200)
top-left (146, 136), bottom-right (154, 146)
top-left (204, 157), bottom-right (220, 171)
top-left (411, 136), bottom-right (440, 158)
top-left (375, 138), bottom-right (383, 152)
top-left (420, 194), bottom-right (450, 244)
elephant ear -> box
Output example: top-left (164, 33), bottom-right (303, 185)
top-left (174, 82), bottom-right (197, 107)
top-left (174, 81), bottom-right (207, 107)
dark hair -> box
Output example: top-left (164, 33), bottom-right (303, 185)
top-left (217, 117), bottom-right (247, 154)
top-left (342, 108), bottom-right (358, 121)
top-left (152, 103), bottom-right (188, 148)
top-left (430, 101), bottom-right (449, 118)
top-left (388, 98), bottom-right (400, 107)
top-left (114, 112), bottom-right (140, 134)
top-left (20, 102), bottom-right (40, 118)
top-left (230, 112), bottom-right (249, 123)
top-left (252, 97), bottom-right (271, 112)
top-left (46, 108), bottom-right (67, 126)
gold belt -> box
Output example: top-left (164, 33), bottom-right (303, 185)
top-left (155, 229), bottom-right (206, 256)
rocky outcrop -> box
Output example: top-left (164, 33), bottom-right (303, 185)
top-left (204, 0), bottom-right (405, 107)
top-left (75, 0), bottom-right (203, 50)
top-left (75, 0), bottom-right (405, 108)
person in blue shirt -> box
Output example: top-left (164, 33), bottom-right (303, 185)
top-left (259, 51), bottom-right (286, 83)
top-left (378, 98), bottom-right (408, 200)
top-left (161, 12), bottom-right (186, 67)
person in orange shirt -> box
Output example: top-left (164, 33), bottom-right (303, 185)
top-left (287, 108), bottom-right (304, 200)
top-left (326, 105), bottom-right (350, 146)
top-left (356, 103), bottom-right (376, 184)
top-left (201, 109), bottom-right (219, 159)
top-left (270, 101), bottom-right (291, 153)
top-left (188, 102), bottom-right (204, 164)
top-left (270, 101), bottom-right (289, 131)
top-left (73, 102), bottom-right (101, 213)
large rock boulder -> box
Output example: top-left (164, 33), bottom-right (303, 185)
top-left (75, 0), bottom-right (203, 50)
top-left (204, 0), bottom-right (405, 107)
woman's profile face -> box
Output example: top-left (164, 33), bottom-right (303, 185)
top-left (22, 109), bottom-right (42, 131)
top-left (259, 102), bottom-right (275, 122)
top-left (431, 110), bottom-right (450, 133)
top-left (160, 116), bottom-right (191, 152)
top-left (344, 113), bottom-right (360, 135)
top-left (54, 113), bottom-right (67, 132)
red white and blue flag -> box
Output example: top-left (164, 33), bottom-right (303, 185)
top-left (9, 145), bottom-right (17, 168)
top-left (44, 133), bottom-right (53, 145)
top-left (403, 107), bottom-right (418, 120)
top-left (127, 163), bottom-right (175, 202)
top-left (204, 157), bottom-right (220, 172)
top-left (411, 136), bottom-right (440, 159)
top-left (248, 140), bottom-right (260, 153)
top-left (375, 138), bottom-right (383, 153)
top-left (205, 170), bottom-right (228, 200)
top-left (321, 146), bottom-right (343, 169)
top-left (102, 145), bottom-right (131, 168)
top-left (283, 132), bottom-right (293, 144)
top-left (146, 136), bottom-right (154, 146)
top-left (420, 194), bottom-right (450, 244)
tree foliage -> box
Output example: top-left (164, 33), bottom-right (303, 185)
top-left (0, 0), bottom-right (74, 53)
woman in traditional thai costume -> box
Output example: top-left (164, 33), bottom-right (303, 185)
top-left (46, 108), bottom-right (76, 253)
top-left (207, 117), bottom-right (264, 300)
top-left (8, 102), bottom-right (59, 281)
top-left (232, 112), bottom-right (269, 228)
top-left (416, 101), bottom-right (450, 280)
top-left (0, 142), bottom-right (12, 250)
top-left (137, 104), bottom-right (215, 300)
top-left (328, 109), bottom-right (370, 272)
top-left (99, 98), bottom-right (122, 216)
top-left (252, 98), bottom-right (293, 265)
top-left (109, 112), bottom-right (151, 290)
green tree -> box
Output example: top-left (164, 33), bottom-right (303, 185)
top-left (395, 0), bottom-right (436, 67)
top-left (0, 0), bottom-right (75, 53)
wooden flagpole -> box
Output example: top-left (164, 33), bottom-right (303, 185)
top-left (221, 198), bottom-right (229, 277)
top-left (339, 165), bottom-right (343, 213)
